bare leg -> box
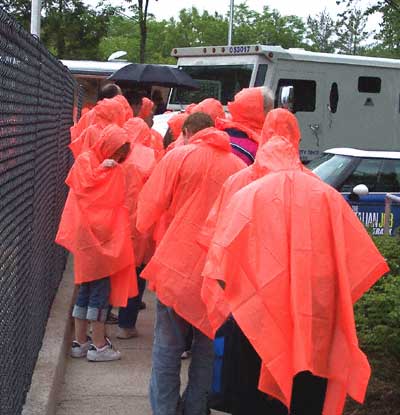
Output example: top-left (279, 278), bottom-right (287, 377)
top-left (74, 318), bottom-right (88, 344)
top-left (92, 321), bottom-right (107, 348)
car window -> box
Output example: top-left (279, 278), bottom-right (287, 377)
top-left (340, 158), bottom-right (382, 192)
top-left (311, 154), bottom-right (353, 186)
top-left (377, 159), bottom-right (400, 192)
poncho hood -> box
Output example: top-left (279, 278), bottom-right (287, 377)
top-left (216, 87), bottom-right (265, 142)
top-left (192, 98), bottom-right (225, 121)
top-left (92, 124), bottom-right (130, 162)
top-left (189, 127), bottom-right (232, 152)
top-left (168, 113), bottom-right (188, 140)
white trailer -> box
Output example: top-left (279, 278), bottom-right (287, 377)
top-left (168, 45), bottom-right (400, 162)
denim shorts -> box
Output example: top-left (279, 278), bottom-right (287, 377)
top-left (72, 277), bottom-right (110, 322)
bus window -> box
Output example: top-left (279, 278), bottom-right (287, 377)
top-left (170, 64), bottom-right (254, 105)
top-left (275, 79), bottom-right (316, 112)
top-left (329, 82), bottom-right (339, 113)
top-left (254, 64), bottom-right (268, 87)
top-left (358, 77), bottom-right (381, 93)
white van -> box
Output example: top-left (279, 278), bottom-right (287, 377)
top-left (169, 45), bottom-right (400, 162)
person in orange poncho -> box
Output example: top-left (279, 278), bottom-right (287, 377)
top-left (137, 97), bottom-right (165, 160)
top-left (165, 98), bottom-right (225, 153)
top-left (164, 112), bottom-right (188, 151)
top-left (70, 84), bottom-right (124, 143)
top-left (116, 117), bottom-right (157, 339)
top-left (202, 135), bottom-right (389, 415)
top-left (217, 87), bottom-right (274, 165)
top-left (56, 124), bottom-right (137, 362)
top-left (69, 97), bottom-right (126, 159)
top-left (136, 112), bottom-right (245, 415)
top-left (200, 109), bottom-right (318, 413)
top-left (199, 108), bottom-right (309, 333)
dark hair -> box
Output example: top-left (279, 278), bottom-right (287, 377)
top-left (151, 89), bottom-right (163, 103)
top-left (124, 90), bottom-right (143, 106)
top-left (97, 83), bottom-right (121, 101)
top-left (182, 112), bottom-right (214, 135)
top-left (163, 128), bottom-right (174, 149)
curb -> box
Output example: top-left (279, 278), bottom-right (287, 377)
top-left (22, 255), bottom-right (75, 415)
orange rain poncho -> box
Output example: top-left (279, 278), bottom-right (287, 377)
top-left (168, 113), bottom-right (188, 141)
top-left (166, 113), bottom-right (188, 153)
top-left (114, 94), bottom-right (134, 121)
top-left (56, 124), bottom-right (137, 307)
top-left (124, 117), bottom-right (152, 146)
top-left (123, 118), bottom-right (157, 266)
top-left (192, 98), bottom-right (225, 122)
top-left (69, 98), bottom-right (126, 158)
top-left (216, 87), bottom-right (265, 143)
top-left (138, 97), bottom-right (154, 120)
top-left (150, 128), bottom-right (165, 161)
top-left (199, 109), bottom-right (308, 331)
top-left (136, 127), bottom-right (245, 336)
top-left (202, 135), bottom-right (389, 415)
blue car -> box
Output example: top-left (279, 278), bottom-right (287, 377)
top-left (308, 148), bottom-right (400, 236)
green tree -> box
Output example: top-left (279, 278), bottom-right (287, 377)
top-left (0, 0), bottom-right (117, 59)
top-left (0, 0), bottom-right (31, 29)
top-left (336, 0), bottom-right (400, 57)
top-left (335, 6), bottom-right (370, 54)
top-left (371, 3), bottom-right (400, 57)
top-left (99, 15), bottom-right (140, 62)
top-left (126, 0), bottom-right (159, 63)
top-left (306, 9), bottom-right (337, 53)
top-left (232, 4), bottom-right (306, 47)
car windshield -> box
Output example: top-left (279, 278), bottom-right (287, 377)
top-left (310, 153), bottom-right (354, 186)
top-left (169, 64), bottom-right (254, 106)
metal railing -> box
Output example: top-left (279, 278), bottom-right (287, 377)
top-left (384, 193), bottom-right (400, 235)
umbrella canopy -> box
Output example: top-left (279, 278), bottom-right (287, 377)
top-left (108, 63), bottom-right (200, 90)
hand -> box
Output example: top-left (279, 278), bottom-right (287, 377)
top-left (101, 159), bottom-right (117, 169)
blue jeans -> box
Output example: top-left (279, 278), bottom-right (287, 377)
top-left (118, 269), bottom-right (146, 329)
top-left (72, 277), bottom-right (110, 322)
top-left (150, 300), bottom-right (214, 415)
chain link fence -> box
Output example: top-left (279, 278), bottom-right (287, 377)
top-left (0, 10), bottom-right (79, 414)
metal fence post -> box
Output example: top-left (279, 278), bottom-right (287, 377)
top-left (384, 196), bottom-right (392, 235)
top-left (31, 0), bottom-right (42, 38)
top-left (384, 193), bottom-right (400, 235)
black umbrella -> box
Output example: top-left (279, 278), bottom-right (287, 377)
top-left (108, 63), bottom-right (200, 90)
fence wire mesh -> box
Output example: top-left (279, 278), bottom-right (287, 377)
top-left (0, 10), bottom-right (78, 414)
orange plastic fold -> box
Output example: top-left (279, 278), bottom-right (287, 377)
top-left (113, 94), bottom-right (134, 121)
top-left (56, 125), bottom-right (137, 307)
top-left (136, 127), bottom-right (245, 336)
top-left (202, 135), bottom-right (389, 415)
top-left (123, 120), bottom-right (157, 266)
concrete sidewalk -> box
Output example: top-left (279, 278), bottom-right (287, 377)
top-left (56, 291), bottom-right (225, 415)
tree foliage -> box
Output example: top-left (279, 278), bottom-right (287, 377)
top-left (0, 0), bottom-right (117, 59)
top-left (2, 0), bottom-right (400, 61)
top-left (335, 6), bottom-right (369, 54)
top-left (306, 9), bottom-right (337, 53)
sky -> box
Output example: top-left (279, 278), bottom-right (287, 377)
top-left (95, 0), bottom-right (382, 32)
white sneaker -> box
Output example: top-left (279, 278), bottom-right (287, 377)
top-left (70, 337), bottom-right (91, 358)
top-left (87, 338), bottom-right (121, 362)
top-left (116, 327), bottom-right (138, 339)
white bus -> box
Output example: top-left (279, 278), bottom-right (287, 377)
top-left (169, 45), bottom-right (400, 161)
top-left (62, 60), bottom-right (171, 107)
